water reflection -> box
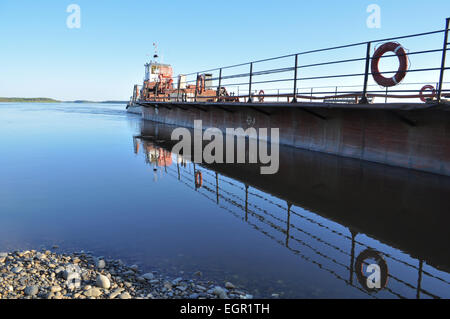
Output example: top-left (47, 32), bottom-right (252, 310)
top-left (135, 120), bottom-right (450, 299)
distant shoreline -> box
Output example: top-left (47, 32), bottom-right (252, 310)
top-left (0, 97), bottom-right (127, 104)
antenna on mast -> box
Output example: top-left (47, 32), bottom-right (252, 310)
top-left (153, 42), bottom-right (159, 62)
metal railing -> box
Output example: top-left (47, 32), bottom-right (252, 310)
top-left (150, 18), bottom-right (450, 105)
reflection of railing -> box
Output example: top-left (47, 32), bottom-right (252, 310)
top-left (144, 18), bottom-right (449, 104)
top-left (138, 139), bottom-right (450, 298)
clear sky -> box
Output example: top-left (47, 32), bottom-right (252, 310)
top-left (0, 0), bottom-right (449, 101)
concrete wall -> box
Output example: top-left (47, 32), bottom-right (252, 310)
top-left (142, 103), bottom-right (450, 176)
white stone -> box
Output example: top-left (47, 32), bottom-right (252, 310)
top-left (84, 287), bottom-right (102, 298)
top-left (119, 292), bottom-right (131, 299)
top-left (96, 274), bottom-right (111, 289)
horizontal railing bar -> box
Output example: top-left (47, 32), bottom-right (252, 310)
top-left (296, 67), bottom-right (445, 82)
top-left (147, 89), bottom-right (449, 101)
top-left (179, 58), bottom-right (445, 86)
top-left (296, 49), bottom-right (443, 70)
top-left (170, 80), bottom-right (450, 91)
top-left (179, 29), bottom-right (446, 77)
top-left (179, 66), bottom-right (447, 88)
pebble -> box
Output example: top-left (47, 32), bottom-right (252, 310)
top-left (11, 267), bottom-right (23, 274)
top-left (225, 282), bottom-right (235, 289)
top-left (96, 274), bottom-right (111, 289)
top-left (213, 286), bottom-right (228, 299)
top-left (0, 250), bottom-right (252, 300)
top-left (142, 273), bottom-right (155, 280)
top-left (84, 287), bottom-right (102, 298)
top-left (136, 276), bottom-right (146, 283)
top-left (109, 288), bottom-right (124, 299)
top-left (129, 265), bottom-right (139, 272)
top-left (119, 292), bottom-right (131, 299)
top-left (95, 259), bottom-right (106, 269)
top-left (24, 285), bottom-right (39, 296)
top-left (51, 286), bottom-right (62, 293)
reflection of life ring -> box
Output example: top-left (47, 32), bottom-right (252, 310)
top-left (419, 85), bottom-right (436, 102)
top-left (355, 249), bottom-right (389, 293)
top-left (258, 90), bottom-right (265, 103)
top-left (195, 171), bottom-right (203, 188)
top-left (371, 42), bottom-right (408, 87)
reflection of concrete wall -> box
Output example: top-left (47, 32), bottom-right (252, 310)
top-left (140, 120), bottom-right (450, 272)
top-left (142, 103), bottom-right (450, 176)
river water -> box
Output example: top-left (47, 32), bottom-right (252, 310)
top-left (0, 102), bottom-right (449, 299)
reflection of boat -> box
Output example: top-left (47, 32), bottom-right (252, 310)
top-left (134, 136), bottom-right (172, 167)
top-left (133, 120), bottom-right (450, 299)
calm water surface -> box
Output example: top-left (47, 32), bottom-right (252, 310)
top-left (0, 102), bottom-right (449, 299)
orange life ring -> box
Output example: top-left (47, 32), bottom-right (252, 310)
top-left (195, 171), bottom-right (203, 188)
top-left (371, 42), bottom-right (408, 87)
top-left (258, 90), bottom-right (265, 103)
top-left (419, 85), bottom-right (436, 102)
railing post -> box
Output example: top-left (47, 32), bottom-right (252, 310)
top-left (217, 68), bottom-right (222, 102)
top-left (437, 18), bottom-right (450, 103)
top-left (194, 73), bottom-right (199, 103)
top-left (245, 184), bottom-right (249, 221)
top-left (176, 76), bottom-right (180, 102)
top-left (286, 202), bottom-right (292, 247)
top-left (248, 63), bottom-right (253, 103)
top-left (215, 172), bottom-right (219, 204)
top-left (292, 54), bottom-right (298, 103)
top-left (360, 41), bottom-right (372, 104)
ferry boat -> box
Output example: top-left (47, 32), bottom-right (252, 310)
top-left (126, 52), bottom-right (238, 114)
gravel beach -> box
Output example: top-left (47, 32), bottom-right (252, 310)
top-left (0, 250), bottom-right (252, 299)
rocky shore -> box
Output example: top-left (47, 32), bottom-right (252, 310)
top-left (0, 250), bottom-right (253, 299)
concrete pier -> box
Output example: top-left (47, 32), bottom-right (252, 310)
top-left (141, 101), bottom-right (450, 176)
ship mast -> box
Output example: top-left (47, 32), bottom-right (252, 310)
top-left (152, 42), bottom-right (159, 64)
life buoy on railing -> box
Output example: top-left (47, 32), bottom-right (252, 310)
top-left (419, 85), bottom-right (436, 102)
top-left (258, 90), bottom-right (265, 103)
top-left (195, 171), bottom-right (203, 188)
top-left (371, 42), bottom-right (408, 87)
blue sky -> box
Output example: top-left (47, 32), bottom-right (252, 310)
top-left (0, 0), bottom-right (449, 101)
